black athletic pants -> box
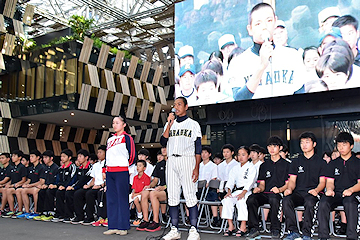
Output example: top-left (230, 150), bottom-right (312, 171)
top-left (97, 189), bottom-right (107, 219)
top-left (37, 189), bottom-right (47, 213)
top-left (64, 190), bottom-right (75, 218)
top-left (44, 188), bottom-right (57, 212)
top-left (247, 192), bottom-right (282, 231)
top-left (283, 191), bottom-right (319, 237)
top-left (55, 189), bottom-right (66, 217)
top-left (318, 192), bottom-right (360, 240)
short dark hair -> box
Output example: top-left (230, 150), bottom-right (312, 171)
top-left (322, 151), bottom-right (332, 159)
top-left (335, 132), bottom-right (354, 145)
top-left (30, 149), bottom-right (41, 157)
top-left (259, 147), bottom-right (267, 154)
top-left (202, 146), bottom-right (212, 155)
top-left (281, 144), bottom-right (289, 153)
top-left (0, 153), bottom-right (10, 158)
top-left (299, 131), bottom-right (317, 143)
top-left (237, 146), bottom-right (250, 155)
top-left (267, 136), bottom-right (283, 147)
top-left (333, 15), bottom-right (358, 30)
top-left (12, 150), bottom-right (24, 158)
top-left (137, 159), bottom-right (147, 168)
top-left (222, 144), bottom-right (235, 152)
top-left (194, 69), bottom-right (218, 90)
top-left (77, 149), bottom-right (90, 157)
top-left (213, 152), bottom-right (223, 159)
top-left (302, 46), bottom-right (319, 61)
top-left (176, 96), bottom-right (188, 106)
top-left (201, 58), bottom-right (223, 76)
top-left (248, 3), bottom-right (275, 24)
top-left (61, 149), bottom-right (73, 158)
top-left (98, 145), bottom-right (107, 151)
top-left (138, 149), bottom-right (150, 157)
top-left (156, 150), bottom-right (162, 156)
top-left (249, 144), bottom-right (261, 153)
top-left (42, 150), bottom-right (54, 158)
top-left (89, 153), bottom-right (97, 161)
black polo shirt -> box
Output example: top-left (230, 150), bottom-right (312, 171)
top-left (258, 157), bottom-right (290, 193)
top-left (27, 163), bottom-right (46, 184)
top-left (10, 163), bottom-right (27, 184)
top-left (326, 154), bottom-right (360, 193)
top-left (289, 153), bottom-right (327, 193)
top-left (44, 162), bottom-right (59, 185)
top-left (0, 164), bottom-right (12, 181)
top-left (152, 160), bottom-right (166, 186)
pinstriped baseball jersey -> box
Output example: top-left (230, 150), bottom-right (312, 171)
top-left (164, 117), bottom-right (202, 156)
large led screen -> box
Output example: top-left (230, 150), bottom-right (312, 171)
top-left (175, 0), bottom-right (360, 106)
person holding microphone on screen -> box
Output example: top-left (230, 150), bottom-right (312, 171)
top-left (227, 3), bottom-right (306, 101)
top-left (160, 96), bottom-right (202, 240)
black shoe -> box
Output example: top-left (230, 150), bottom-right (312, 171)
top-left (63, 217), bottom-right (72, 223)
top-left (71, 217), bottom-right (83, 224)
top-left (271, 230), bottom-right (280, 239)
top-left (51, 215), bottom-right (64, 222)
top-left (246, 228), bottom-right (260, 240)
top-left (162, 213), bottom-right (168, 223)
top-left (81, 218), bottom-right (94, 225)
top-left (136, 221), bottom-right (149, 231)
top-left (145, 221), bottom-right (161, 232)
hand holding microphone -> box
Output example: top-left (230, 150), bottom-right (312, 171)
top-left (260, 30), bottom-right (274, 66)
top-left (167, 108), bottom-right (176, 126)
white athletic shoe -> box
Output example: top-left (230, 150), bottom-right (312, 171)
top-left (187, 226), bottom-right (200, 240)
top-left (162, 226), bottom-right (181, 240)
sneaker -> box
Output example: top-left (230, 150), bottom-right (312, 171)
top-left (12, 211), bottom-right (24, 219)
top-left (92, 218), bottom-right (105, 227)
top-left (136, 221), bottom-right (150, 231)
top-left (63, 217), bottom-right (72, 223)
top-left (81, 218), bottom-right (94, 225)
top-left (26, 213), bottom-right (40, 220)
top-left (302, 236), bottom-right (313, 240)
top-left (162, 226), bottom-right (181, 240)
top-left (116, 230), bottom-right (128, 235)
top-left (133, 218), bottom-right (142, 226)
top-left (187, 226), bottom-right (200, 240)
top-left (41, 215), bottom-right (54, 221)
top-left (271, 230), bottom-right (280, 239)
top-left (284, 231), bottom-right (301, 240)
top-left (245, 228), bottom-right (260, 240)
top-left (51, 216), bottom-right (64, 222)
top-left (103, 229), bottom-right (120, 235)
top-left (102, 218), bottom-right (108, 227)
top-left (0, 210), bottom-right (4, 216)
top-left (16, 212), bottom-right (31, 219)
top-left (145, 221), bottom-right (161, 232)
top-left (70, 217), bottom-right (83, 224)
top-left (2, 211), bottom-right (15, 218)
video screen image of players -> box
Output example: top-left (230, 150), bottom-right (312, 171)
top-left (174, 0), bottom-right (360, 107)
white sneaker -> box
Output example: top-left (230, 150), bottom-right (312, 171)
top-left (162, 226), bottom-right (181, 240)
top-left (187, 226), bottom-right (200, 240)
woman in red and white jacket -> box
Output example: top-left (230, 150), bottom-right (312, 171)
top-left (103, 115), bottom-right (136, 236)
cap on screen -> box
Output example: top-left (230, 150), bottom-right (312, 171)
top-left (218, 34), bottom-right (236, 50)
top-left (276, 20), bottom-right (286, 28)
top-left (319, 27), bottom-right (342, 45)
top-left (318, 7), bottom-right (341, 25)
top-left (178, 45), bottom-right (194, 59)
top-left (179, 64), bottom-right (196, 77)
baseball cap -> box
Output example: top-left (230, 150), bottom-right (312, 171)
top-left (178, 45), bottom-right (194, 59)
top-left (276, 20), bottom-right (286, 28)
top-left (218, 34), bottom-right (236, 50)
top-left (179, 63), bottom-right (196, 77)
top-left (138, 149), bottom-right (150, 156)
top-left (319, 27), bottom-right (342, 45)
top-left (318, 7), bottom-right (341, 25)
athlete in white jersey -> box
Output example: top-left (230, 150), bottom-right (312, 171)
top-left (160, 97), bottom-right (202, 240)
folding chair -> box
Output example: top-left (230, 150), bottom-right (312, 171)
top-left (179, 180), bottom-right (207, 228)
top-left (197, 179), bottom-right (225, 233)
top-left (330, 206), bottom-right (346, 238)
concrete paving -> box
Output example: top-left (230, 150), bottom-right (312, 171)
top-left (0, 217), bottom-right (343, 240)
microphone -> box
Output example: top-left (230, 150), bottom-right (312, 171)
top-left (171, 108), bottom-right (177, 119)
top-left (261, 31), bottom-right (272, 63)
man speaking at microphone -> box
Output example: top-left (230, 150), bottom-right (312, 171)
top-left (227, 3), bottom-right (306, 101)
top-left (160, 96), bottom-right (202, 240)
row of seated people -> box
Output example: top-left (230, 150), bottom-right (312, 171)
top-left (1, 131), bottom-right (360, 240)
